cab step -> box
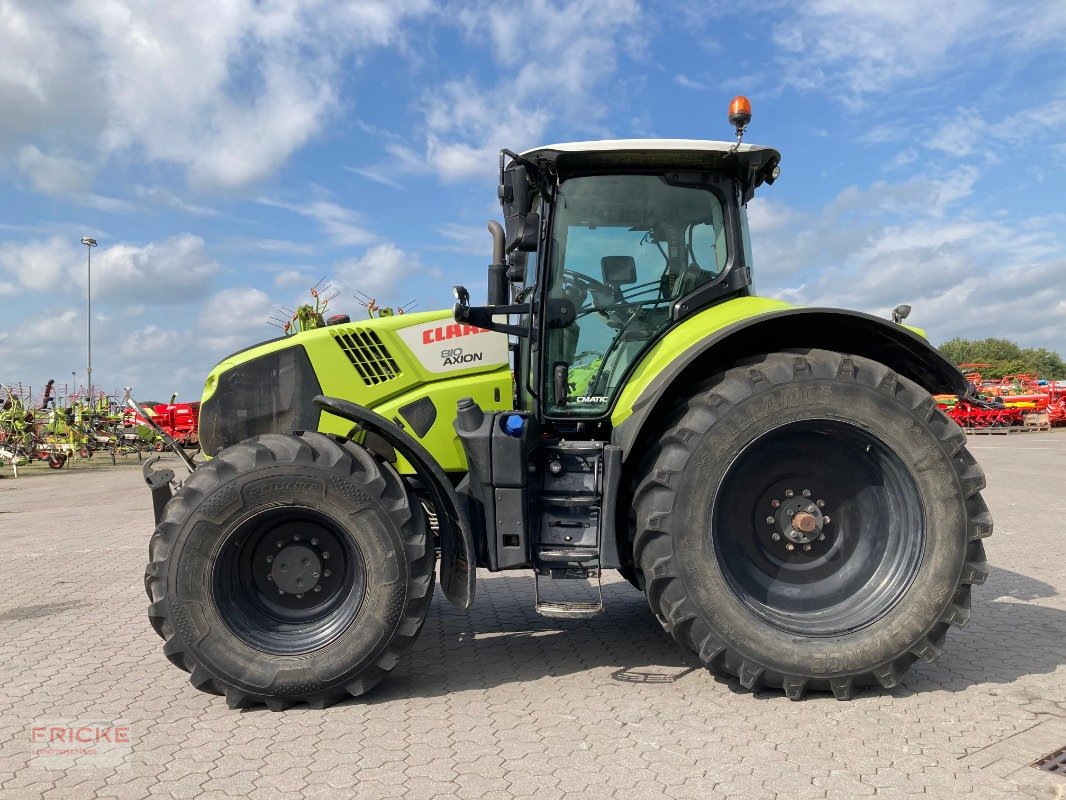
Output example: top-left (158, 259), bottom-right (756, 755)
top-left (533, 565), bottom-right (603, 619)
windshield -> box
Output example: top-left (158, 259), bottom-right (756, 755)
top-left (543, 174), bottom-right (729, 417)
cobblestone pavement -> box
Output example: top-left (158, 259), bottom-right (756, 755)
top-left (1, 434), bottom-right (1064, 800)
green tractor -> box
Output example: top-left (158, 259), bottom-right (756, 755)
top-left (143, 100), bottom-right (990, 710)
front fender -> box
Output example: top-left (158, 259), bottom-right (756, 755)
top-left (612, 306), bottom-right (969, 458)
top-left (314, 395), bottom-right (476, 609)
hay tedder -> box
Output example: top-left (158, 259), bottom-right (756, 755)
top-left (140, 98), bottom-right (992, 711)
top-left (1, 381), bottom-right (152, 470)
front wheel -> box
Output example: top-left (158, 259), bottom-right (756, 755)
top-left (631, 349), bottom-right (991, 699)
top-left (145, 431), bottom-right (434, 709)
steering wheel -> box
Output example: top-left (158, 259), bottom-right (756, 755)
top-left (560, 269), bottom-right (628, 326)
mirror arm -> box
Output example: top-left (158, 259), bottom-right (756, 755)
top-left (453, 286), bottom-right (531, 337)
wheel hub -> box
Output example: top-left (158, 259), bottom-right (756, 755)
top-left (271, 545), bottom-right (321, 595)
top-left (776, 495), bottom-right (826, 545)
top-left (766, 490), bottom-right (831, 548)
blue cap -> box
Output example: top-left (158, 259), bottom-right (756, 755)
top-left (503, 414), bottom-right (524, 437)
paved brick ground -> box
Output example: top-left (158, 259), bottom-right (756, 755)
top-left (0, 433), bottom-right (1064, 799)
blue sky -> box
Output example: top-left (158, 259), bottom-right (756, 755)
top-left (2, 0), bottom-right (1064, 401)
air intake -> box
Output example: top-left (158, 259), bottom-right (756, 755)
top-left (332, 328), bottom-right (402, 385)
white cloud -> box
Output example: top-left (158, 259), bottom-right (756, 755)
top-left (770, 0), bottom-right (1066, 108)
top-left (218, 237), bottom-right (316, 256)
top-left (0, 0), bottom-right (433, 192)
top-left (0, 235), bottom-right (80, 289)
top-left (754, 174), bottom-right (1066, 355)
top-left (258, 197), bottom-right (378, 246)
top-left (199, 287), bottom-right (273, 327)
top-left (433, 223), bottom-right (493, 255)
top-left (87, 234), bottom-right (218, 304)
top-left (675, 74), bottom-right (708, 91)
top-left (368, 0), bottom-right (644, 182)
top-left (15, 145), bottom-right (93, 195)
top-left (133, 186), bottom-right (218, 216)
top-left (344, 165), bottom-right (405, 190)
top-left (274, 269), bottom-right (315, 289)
top-left (197, 287), bottom-right (275, 353)
top-left (333, 242), bottom-right (435, 298)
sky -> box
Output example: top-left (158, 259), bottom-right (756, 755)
top-left (1, 0), bottom-right (1064, 401)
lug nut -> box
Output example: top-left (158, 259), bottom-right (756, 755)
top-left (322, 551), bottom-right (330, 560)
top-left (311, 538), bottom-right (318, 546)
top-left (785, 543), bottom-right (795, 551)
top-left (266, 555), bottom-right (273, 563)
top-left (771, 499), bottom-right (780, 508)
top-left (267, 574), bottom-right (273, 581)
top-left (276, 540), bottom-right (283, 548)
top-left (785, 489), bottom-right (794, 498)
top-left (771, 533), bottom-right (781, 541)
top-left (823, 516), bottom-right (831, 524)
top-left (802, 544), bottom-right (812, 552)
top-left (802, 489), bottom-right (811, 497)
top-left (324, 570), bottom-right (331, 578)
top-left (296, 593), bottom-right (303, 599)
top-left (294, 533), bottom-right (301, 541)
top-left (818, 533), bottom-right (826, 541)
top-left (766, 516), bottom-right (775, 524)
top-left (278, 589), bottom-right (284, 595)
top-left (816, 500), bottom-right (825, 508)
top-left (313, 586), bottom-right (321, 593)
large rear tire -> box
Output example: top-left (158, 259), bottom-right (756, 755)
top-left (145, 431), bottom-right (434, 710)
top-left (631, 349), bottom-right (991, 699)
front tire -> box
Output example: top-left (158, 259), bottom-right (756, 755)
top-left (632, 349), bottom-right (991, 699)
top-left (145, 431), bottom-right (434, 710)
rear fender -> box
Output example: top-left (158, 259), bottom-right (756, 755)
top-left (612, 307), bottom-right (970, 458)
top-left (314, 395), bottom-right (476, 609)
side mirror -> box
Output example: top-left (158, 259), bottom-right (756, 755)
top-left (500, 165), bottom-right (532, 215)
top-left (601, 255), bottom-right (636, 285)
top-left (507, 251), bottom-right (528, 283)
top-left (510, 212), bottom-right (540, 253)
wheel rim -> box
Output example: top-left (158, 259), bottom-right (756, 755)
top-left (712, 419), bottom-right (925, 637)
top-left (213, 507), bottom-right (367, 655)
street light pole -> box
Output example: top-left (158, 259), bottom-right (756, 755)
top-left (81, 237), bottom-right (97, 398)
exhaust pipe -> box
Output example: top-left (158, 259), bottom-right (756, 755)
top-left (487, 220), bottom-right (508, 306)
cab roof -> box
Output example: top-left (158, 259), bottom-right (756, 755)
top-left (519, 138), bottom-right (781, 194)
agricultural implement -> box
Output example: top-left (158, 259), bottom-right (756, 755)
top-left (936, 370), bottom-right (1066, 431)
top-left (123, 396), bottom-right (202, 450)
top-left (1, 382), bottom-right (151, 470)
top-left (141, 98), bottom-right (991, 710)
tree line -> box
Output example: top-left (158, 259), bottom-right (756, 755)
top-left (938, 338), bottom-right (1066, 380)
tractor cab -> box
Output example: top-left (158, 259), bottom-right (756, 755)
top-left (455, 137), bottom-right (780, 428)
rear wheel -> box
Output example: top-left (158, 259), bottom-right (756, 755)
top-left (631, 349), bottom-right (991, 699)
top-left (145, 431), bottom-right (434, 709)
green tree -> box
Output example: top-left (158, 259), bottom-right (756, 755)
top-left (1019, 347), bottom-right (1066, 380)
top-left (937, 338), bottom-right (1066, 380)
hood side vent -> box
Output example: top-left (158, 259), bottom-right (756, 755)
top-left (332, 328), bottom-right (402, 385)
